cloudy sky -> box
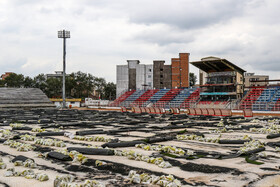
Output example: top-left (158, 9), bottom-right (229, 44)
top-left (0, 0), bottom-right (280, 82)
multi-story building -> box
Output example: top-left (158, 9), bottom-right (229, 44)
top-left (171, 53), bottom-right (190, 88)
top-left (191, 56), bottom-right (246, 101)
top-left (244, 73), bottom-right (269, 89)
top-left (117, 60), bottom-right (154, 97)
top-left (116, 53), bottom-right (190, 97)
top-left (153, 60), bottom-right (171, 89)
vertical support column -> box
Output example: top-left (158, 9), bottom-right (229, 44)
top-left (62, 30), bottom-right (66, 108)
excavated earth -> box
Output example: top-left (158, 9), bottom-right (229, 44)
top-left (0, 109), bottom-right (279, 187)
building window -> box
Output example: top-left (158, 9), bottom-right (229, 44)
top-left (148, 82), bottom-right (151, 86)
top-left (160, 82), bottom-right (163, 84)
top-left (160, 68), bottom-right (163, 71)
top-left (149, 69), bottom-right (152, 72)
top-left (148, 75), bottom-right (151, 78)
top-left (160, 75), bottom-right (163, 78)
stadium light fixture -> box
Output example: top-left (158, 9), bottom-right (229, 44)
top-left (58, 30), bottom-right (70, 108)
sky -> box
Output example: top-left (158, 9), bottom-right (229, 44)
top-left (0, 0), bottom-right (280, 83)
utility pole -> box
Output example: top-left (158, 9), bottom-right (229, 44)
top-left (58, 30), bottom-right (70, 108)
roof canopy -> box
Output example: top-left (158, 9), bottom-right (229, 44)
top-left (190, 57), bottom-right (246, 74)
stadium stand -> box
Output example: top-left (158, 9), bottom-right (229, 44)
top-left (239, 87), bottom-right (264, 109)
top-left (180, 88), bottom-right (200, 108)
top-left (109, 90), bottom-right (136, 107)
top-left (120, 90), bottom-right (146, 107)
top-left (253, 87), bottom-right (279, 110)
top-left (0, 88), bottom-right (55, 110)
top-left (130, 89), bottom-right (159, 107)
top-left (142, 89), bottom-right (170, 107)
top-left (153, 88), bottom-right (182, 108)
top-left (167, 87), bottom-right (197, 108)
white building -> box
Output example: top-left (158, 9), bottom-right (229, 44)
top-left (116, 60), bottom-right (153, 97)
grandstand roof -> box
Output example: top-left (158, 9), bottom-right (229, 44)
top-left (190, 57), bottom-right (246, 74)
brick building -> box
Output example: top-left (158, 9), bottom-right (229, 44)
top-left (116, 53), bottom-right (190, 97)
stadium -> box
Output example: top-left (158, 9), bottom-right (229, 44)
top-left (110, 55), bottom-right (280, 117)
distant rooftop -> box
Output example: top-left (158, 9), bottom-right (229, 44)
top-left (191, 56), bottom-right (246, 74)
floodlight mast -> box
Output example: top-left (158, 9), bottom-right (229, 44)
top-left (58, 30), bottom-right (70, 109)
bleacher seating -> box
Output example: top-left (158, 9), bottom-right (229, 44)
top-left (180, 88), bottom-right (200, 108)
top-left (239, 87), bottom-right (264, 109)
top-left (111, 86), bottom-right (280, 111)
top-left (167, 88), bottom-right (197, 108)
top-left (120, 90), bottom-right (146, 107)
top-left (130, 89), bottom-right (159, 107)
top-left (143, 89), bottom-right (170, 107)
top-left (253, 87), bottom-right (279, 110)
top-left (153, 89), bottom-right (182, 108)
top-left (269, 88), bottom-right (280, 111)
top-left (109, 90), bottom-right (136, 107)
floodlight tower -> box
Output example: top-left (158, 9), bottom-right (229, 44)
top-left (58, 30), bottom-right (70, 108)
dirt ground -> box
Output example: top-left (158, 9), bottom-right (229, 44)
top-left (0, 109), bottom-right (279, 187)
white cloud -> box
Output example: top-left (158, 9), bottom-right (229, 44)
top-left (0, 0), bottom-right (279, 82)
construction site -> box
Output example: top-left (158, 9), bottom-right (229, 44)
top-left (0, 53), bottom-right (279, 187)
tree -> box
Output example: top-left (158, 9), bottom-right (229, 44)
top-left (4, 73), bottom-right (25, 87)
top-left (33, 74), bottom-right (47, 93)
top-left (45, 78), bottom-right (62, 98)
top-left (189, 72), bottom-right (197, 86)
top-left (93, 77), bottom-right (106, 99)
top-left (104, 82), bottom-right (116, 100)
top-left (23, 76), bottom-right (34, 88)
top-left (0, 79), bottom-right (5, 87)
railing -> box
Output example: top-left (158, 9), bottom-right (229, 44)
top-left (237, 101), bottom-right (280, 111)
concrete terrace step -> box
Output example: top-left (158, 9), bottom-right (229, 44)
top-left (0, 88), bottom-right (55, 110)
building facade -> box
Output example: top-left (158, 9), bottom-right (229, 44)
top-left (116, 60), bottom-right (154, 97)
top-left (191, 57), bottom-right (246, 101)
top-left (153, 61), bottom-right (171, 89)
top-left (172, 53), bottom-right (190, 88)
top-left (244, 73), bottom-right (269, 89)
top-left (116, 53), bottom-right (190, 97)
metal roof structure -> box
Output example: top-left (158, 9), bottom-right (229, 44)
top-left (190, 56), bottom-right (246, 74)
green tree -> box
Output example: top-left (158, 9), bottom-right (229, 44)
top-left (4, 73), bottom-right (25, 87)
top-left (93, 77), bottom-right (106, 99)
top-left (66, 74), bottom-right (76, 97)
top-left (69, 71), bottom-right (96, 98)
top-left (0, 79), bottom-right (5, 87)
top-left (104, 82), bottom-right (116, 100)
top-left (189, 72), bottom-right (197, 86)
top-left (45, 78), bottom-right (62, 98)
top-left (33, 74), bottom-right (47, 92)
top-left (23, 76), bottom-right (34, 88)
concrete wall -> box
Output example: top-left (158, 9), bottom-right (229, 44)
top-left (244, 74), bottom-right (269, 88)
top-left (116, 65), bottom-right (129, 97)
top-left (153, 61), bottom-right (165, 89)
top-left (136, 64), bottom-right (153, 90)
top-left (145, 65), bottom-right (153, 89)
top-left (163, 65), bottom-right (172, 89)
top-left (199, 70), bottom-right (207, 85)
top-left (128, 60), bottom-right (139, 91)
top-left (136, 65), bottom-right (145, 90)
